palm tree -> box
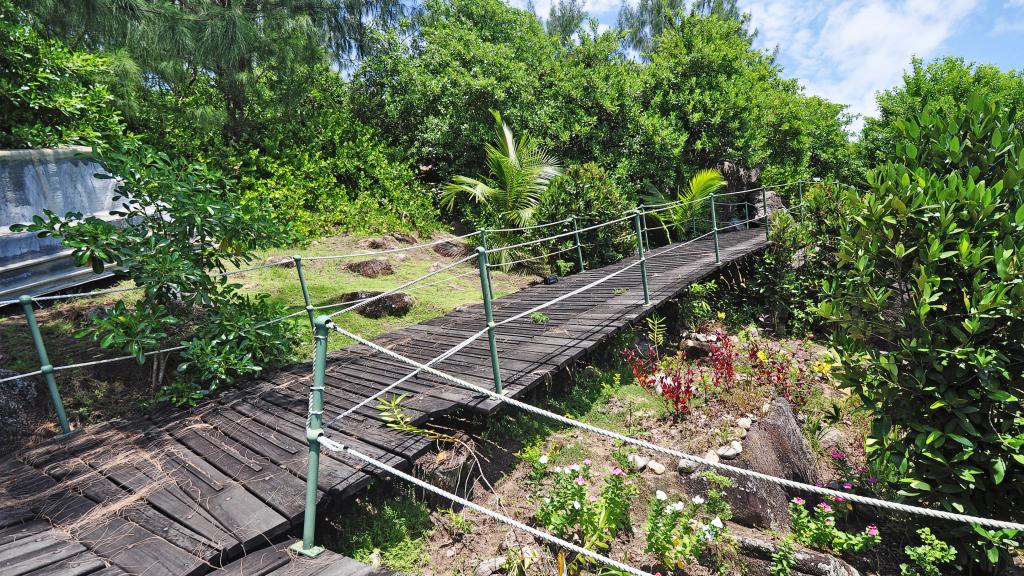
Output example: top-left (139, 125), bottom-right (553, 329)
top-left (440, 110), bottom-right (562, 229)
top-left (643, 168), bottom-right (726, 240)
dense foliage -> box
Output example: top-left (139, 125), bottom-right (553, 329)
top-left (0, 0), bottom-right (124, 148)
top-left (819, 94), bottom-right (1024, 566)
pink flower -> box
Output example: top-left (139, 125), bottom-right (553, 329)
top-left (583, 459), bottom-right (592, 466)
top-left (575, 476), bottom-right (586, 485)
top-left (830, 449), bottom-right (846, 460)
top-left (834, 496), bottom-right (846, 503)
top-left (610, 467), bottom-right (625, 476)
top-left (624, 479), bottom-right (634, 486)
top-left (792, 497), bottom-right (805, 505)
top-left (842, 482), bottom-right (853, 490)
top-left (816, 502), bottom-right (833, 513)
top-left (867, 476), bottom-right (878, 485)
top-left (588, 496), bottom-right (597, 503)
top-left (866, 524), bottom-right (879, 537)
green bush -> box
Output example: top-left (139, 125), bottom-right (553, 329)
top-left (534, 163), bottom-right (634, 270)
top-left (818, 93), bottom-right (1023, 565)
top-left (0, 0), bottom-right (125, 148)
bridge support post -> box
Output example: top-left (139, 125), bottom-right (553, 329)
top-left (632, 211), bottom-right (650, 305)
top-left (293, 255), bottom-right (315, 330)
top-left (570, 216), bottom-right (585, 273)
top-left (476, 247), bottom-right (503, 394)
top-left (291, 315), bottom-right (329, 558)
top-left (798, 180), bottom-right (804, 222)
top-left (20, 295), bottom-right (71, 436)
top-left (479, 229), bottom-right (495, 301)
top-left (709, 193), bottom-right (721, 265)
top-left (762, 187), bottom-right (770, 241)
top-left (639, 204), bottom-right (651, 253)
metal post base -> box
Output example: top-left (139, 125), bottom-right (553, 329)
top-left (289, 541), bottom-right (325, 558)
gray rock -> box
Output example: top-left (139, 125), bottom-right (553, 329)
top-left (703, 450), bottom-right (720, 465)
top-left (717, 441), bottom-right (743, 460)
top-left (266, 255), bottom-right (295, 268)
top-left (627, 453), bottom-right (649, 471)
top-left (819, 427), bottom-right (849, 451)
top-left (737, 417), bottom-right (753, 430)
top-left (734, 531), bottom-right (861, 576)
top-left (358, 236), bottom-right (395, 250)
top-left (433, 240), bottom-right (472, 258)
top-left (390, 232), bottom-right (417, 244)
top-left (678, 458), bottom-right (700, 475)
top-left (475, 557), bottom-right (506, 576)
top-left (735, 427), bottom-right (748, 439)
top-left (336, 291), bottom-right (415, 318)
top-left (344, 258), bottom-right (395, 278)
top-left (0, 369), bottom-right (46, 455)
top-left (647, 460), bottom-right (666, 474)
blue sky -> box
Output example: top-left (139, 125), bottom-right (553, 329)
top-left (510, 1), bottom-right (1024, 128)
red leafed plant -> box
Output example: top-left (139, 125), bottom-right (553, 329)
top-left (707, 329), bottom-right (737, 389)
top-left (623, 344), bottom-right (658, 386)
top-left (747, 339), bottom-right (810, 404)
top-left (624, 347), bottom-right (700, 420)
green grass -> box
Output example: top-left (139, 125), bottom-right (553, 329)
top-left (322, 488), bottom-right (433, 574)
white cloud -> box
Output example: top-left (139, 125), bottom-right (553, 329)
top-left (744, 0), bottom-right (982, 128)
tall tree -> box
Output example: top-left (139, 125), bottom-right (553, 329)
top-left (545, 0), bottom-right (587, 41)
top-left (14, 0), bottom-right (404, 140)
top-left (618, 0), bottom-right (755, 54)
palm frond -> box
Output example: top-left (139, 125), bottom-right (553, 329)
top-left (440, 176), bottom-right (494, 210)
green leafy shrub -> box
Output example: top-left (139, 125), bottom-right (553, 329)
top-left (788, 497), bottom-right (880, 555)
top-left (0, 0), bottom-right (125, 148)
top-left (11, 141), bottom-right (299, 406)
top-left (645, 473), bottom-right (733, 570)
top-left (534, 163), bottom-right (634, 270)
top-left (818, 93), bottom-right (1024, 564)
top-left (900, 528), bottom-right (957, 576)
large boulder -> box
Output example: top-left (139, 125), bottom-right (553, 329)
top-left (344, 258), bottom-right (394, 278)
top-left (337, 291), bottom-right (415, 318)
top-left (684, 398), bottom-right (820, 531)
top-left (732, 526), bottom-right (861, 576)
top-left (433, 240), bottom-right (472, 258)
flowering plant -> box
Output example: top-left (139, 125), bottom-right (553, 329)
top-left (535, 461), bottom-right (638, 561)
top-left (788, 497), bottom-right (880, 554)
top-left (645, 484), bottom-right (732, 569)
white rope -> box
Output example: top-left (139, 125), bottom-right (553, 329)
top-left (327, 324), bottom-right (1024, 532)
top-left (25, 283), bottom-right (145, 302)
top-left (319, 438), bottom-right (655, 576)
top-left (324, 254), bottom-right (477, 319)
top-left (488, 244), bottom-right (581, 268)
top-left (485, 218), bottom-right (572, 233)
top-left (0, 369), bottom-right (44, 384)
top-left (488, 215), bottom-right (635, 255)
top-left (304, 231), bottom-right (481, 262)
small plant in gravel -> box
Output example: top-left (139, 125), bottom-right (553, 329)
top-left (900, 528), bottom-right (957, 576)
top-left (645, 485), bottom-right (732, 570)
top-left (788, 497), bottom-right (880, 555)
top-left (530, 312), bottom-right (550, 325)
top-left (769, 535), bottom-right (797, 576)
top-left (535, 461), bottom-right (638, 566)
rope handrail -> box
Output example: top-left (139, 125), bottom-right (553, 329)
top-left (320, 439), bottom-right (654, 576)
top-left (304, 231), bottom-right (482, 262)
top-left (326, 323), bottom-right (1024, 533)
top-left (486, 214), bottom-right (635, 255)
top-left (311, 268), bottom-right (479, 312)
top-left (487, 244), bottom-right (581, 268)
top-left (485, 218), bottom-right (572, 234)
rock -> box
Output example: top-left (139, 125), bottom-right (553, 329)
top-left (761, 402), bottom-right (771, 414)
top-left (394, 253), bottom-right (411, 262)
top-left (733, 529), bottom-right (861, 576)
top-left (627, 453), bottom-right (648, 471)
top-left (0, 369), bottom-right (47, 455)
top-left (266, 256), bottom-right (295, 268)
top-left (703, 450), bottom-right (720, 465)
top-left (737, 417), bottom-right (753, 430)
top-left (433, 240), bottom-right (471, 258)
top-left (716, 441), bottom-right (743, 460)
top-left (390, 232), bottom-right (417, 244)
top-left (344, 258), bottom-right (395, 278)
top-left (719, 397), bottom-right (822, 531)
top-left (818, 427), bottom-right (850, 452)
top-left (358, 237), bottom-right (395, 250)
top-left (368, 549), bottom-right (382, 567)
top-left (475, 557), bottom-right (506, 576)
top-left (647, 460), bottom-right (666, 475)
top-left (429, 262), bottom-right (444, 272)
top-left (336, 291), bottom-right (415, 318)
top-left (678, 458), bottom-right (700, 475)
top-left (735, 427), bottom-right (748, 439)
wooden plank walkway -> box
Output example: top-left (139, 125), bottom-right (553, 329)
top-left (0, 227), bottom-right (766, 575)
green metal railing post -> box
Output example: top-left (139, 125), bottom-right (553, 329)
top-left (479, 229), bottom-right (494, 301)
top-left (798, 180), bottom-right (805, 222)
top-left (293, 255), bottom-right (315, 330)
top-left (639, 204), bottom-right (651, 253)
top-left (570, 216), bottom-right (585, 273)
top-left (476, 247), bottom-right (502, 394)
top-left (631, 211), bottom-right (650, 306)
top-left (709, 193), bottom-right (721, 265)
top-left (19, 295), bottom-right (71, 436)
top-left (290, 315), bottom-right (329, 558)
top-left (762, 186), bottom-right (770, 241)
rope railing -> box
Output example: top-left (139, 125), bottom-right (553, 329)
top-left (325, 323), bottom-right (1024, 533)
top-left (320, 437), bottom-right (655, 576)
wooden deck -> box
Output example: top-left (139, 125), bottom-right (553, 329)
top-left (0, 227), bottom-right (767, 575)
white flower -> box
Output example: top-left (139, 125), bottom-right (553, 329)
top-left (573, 501), bottom-right (581, 510)
top-left (543, 497), bottom-right (551, 504)
top-left (538, 455), bottom-right (548, 465)
top-left (554, 466), bottom-right (562, 474)
top-left (711, 516), bottom-right (724, 529)
top-left (570, 464), bottom-right (581, 472)
top-left (655, 490), bottom-right (668, 501)
top-left (691, 495), bottom-right (705, 505)
top-left (671, 502), bottom-right (686, 512)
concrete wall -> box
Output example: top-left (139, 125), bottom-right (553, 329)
top-left (0, 147), bottom-right (119, 299)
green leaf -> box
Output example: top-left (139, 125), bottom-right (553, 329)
top-left (993, 458), bottom-right (1006, 484)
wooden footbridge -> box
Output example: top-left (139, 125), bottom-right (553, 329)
top-left (1, 224), bottom-right (768, 576)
